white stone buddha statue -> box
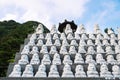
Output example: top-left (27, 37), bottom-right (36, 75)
top-left (35, 24), bottom-right (44, 34)
top-left (41, 54), bottom-right (51, 65)
top-left (74, 53), bottom-right (84, 64)
top-left (110, 39), bottom-right (117, 45)
top-left (9, 64), bottom-right (21, 77)
top-left (53, 33), bottom-right (59, 40)
top-left (115, 45), bottom-right (120, 53)
top-left (60, 33), bottom-right (66, 40)
top-left (95, 39), bottom-right (102, 45)
top-left (49, 45), bottom-right (58, 54)
top-left (62, 38), bottom-right (69, 46)
top-left (65, 24), bottom-right (73, 35)
top-left (75, 65), bottom-right (86, 77)
top-left (104, 33), bottom-right (110, 39)
top-left (87, 39), bottom-right (94, 46)
top-left (107, 55), bottom-right (117, 64)
top-left (79, 39), bottom-right (86, 46)
top-left (37, 39), bottom-right (44, 46)
top-left (27, 39), bottom-right (35, 46)
top-left (94, 24), bottom-right (101, 34)
top-left (45, 33), bottom-right (51, 39)
top-left (79, 24), bottom-right (86, 34)
top-left (62, 64), bottom-right (74, 77)
top-left (108, 28), bottom-right (114, 34)
top-left (96, 34), bottom-right (103, 40)
top-left (112, 65), bottom-right (120, 78)
top-left (54, 39), bottom-right (61, 46)
top-left (75, 33), bottom-right (80, 40)
top-left (78, 46), bottom-right (86, 53)
top-left (96, 45), bottom-right (104, 53)
top-left (96, 53), bottom-right (106, 64)
top-left (60, 46), bottom-right (68, 54)
top-left (35, 64), bottom-right (47, 77)
top-left (22, 64), bottom-right (33, 77)
top-left (105, 46), bottom-right (114, 54)
top-left (70, 39), bottom-right (78, 46)
top-left (48, 64), bottom-right (60, 77)
top-left (30, 53), bottom-right (40, 64)
top-left (45, 38), bottom-right (53, 46)
top-left (21, 45), bottom-right (30, 54)
top-left (67, 33), bottom-right (74, 40)
top-left (30, 46), bottom-right (39, 54)
top-left (89, 33), bottom-right (95, 40)
top-left (81, 34), bottom-right (88, 40)
top-left (63, 55), bottom-right (72, 65)
top-left (100, 64), bottom-right (113, 78)
top-left (69, 46), bottom-right (77, 54)
top-left (37, 33), bottom-right (44, 39)
top-left (116, 54), bottom-right (120, 64)
top-left (103, 39), bottom-right (109, 45)
top-left (85, 55), bottom-right (95, 63)
top-left (87, 63), bottom-right (99, 77)
top-left (18, 54), bottom-right (29, 64)
top-left (52, 53), bottom-right (61, 65)
top-left (40, 45), bottom-right (48, 54)
top-left (87, 46), bottom-right (95, 54)
top-left (50, 25), bottom-right (57, 34)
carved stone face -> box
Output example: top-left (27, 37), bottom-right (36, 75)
top-left (112, 65), bottom-right (120, 72)
top-left (88, 46), bottom-right (94, 51)
top-left (107, 55), bottom-right (114, 60)
top-left (76, 65), bottom-right (83, 71)
top-left (38, 39), bottom-right (43, 44)
top-left (63, 64), bottom-right (71, 71)
top-left (100, 64), bottom-right (108, 71)
top-left (43, 54), bottom-right (50, 59)
top-left (21, 55), bottom-right (28, 60)
top-left (32, 53), bottom-right (39, 59)
top-left (32, 46), bottom-right (38, 51)
top-left (86, 55), bottom-right (93, 60)
top-left (96, 54), bottom-right (103, 59)
top-left (13, 64), bottom-right (21, 72)
top-left (76, 53), bottom-right (82, 58)
top-left (64, 55), bottom-right (70, 60)
top-left (38, 64), bottom-right (46, 71)
top-left (88, 63), bottom-right (96, 71)
top-left (42, 45), bottom-right (47, 50)
top-left (54, 53), bottom-right (60, 59)
top-left (25, 64), bottom-right (33, 72)
top-left (51, 46), bottom-right (57, 51)
top-left (50, 65), bottom-right (57, 71)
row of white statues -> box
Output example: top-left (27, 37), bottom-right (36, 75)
top-left (18, 53), bottom-right (120, 65)
top-left (21, 44), bottom-right (120, 55)
top-left (9, 63), bottom-right (120, 78)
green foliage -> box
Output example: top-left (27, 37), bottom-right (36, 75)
top-left (0, 20), bottom-right (49, 77)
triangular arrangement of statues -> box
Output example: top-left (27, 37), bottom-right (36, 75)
top-left (8, 20), bottom-right (120, 79)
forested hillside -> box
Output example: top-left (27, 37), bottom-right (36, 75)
top-left (0, 20), bottom-right (49, 77)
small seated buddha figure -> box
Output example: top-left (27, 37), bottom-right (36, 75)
top-left (9, 64), bottom-right (21, 77)
top-left (48, 64), bottom-right (60, 77)
top-left (52, 53), bottom-right (61, 65)
top-left (36, 39), bottom-right (44, 46)
top-left (106, 55), bottom-right (117, 64)
top-left (75, 65), bottom-right (86, 77)
top-left (87, 39), bottom-right (94, 46)
top-left (112, 65), bottom-right (120, 78)
top-left (110, 39), bottom-right (117, 45)
top-left (87, 46), bottom-right (95, 54)
top-left (85, 55), bottom-right (95, 64)
top-left (115, 45), bottom-right (120, 53)
top-left (96, 45), bottom-right (104, 53)
top-left (79, 24), bottom-right (86, 34)
top-left (96, 53), bottom-right (106, 64)
top-left (70, 39), bottom-right (78, 46)
top-left (62, 38), bottom-right (69, 46)
top-left (103, 33), bottom-right (110, 39)
top-left (53, 33), bottom-right (59, 40)
top-left (45, 38), bottom-right (53, 46)
top-left (75, 33), bottom-right (80, 40)
top-left (49, 45), bottom-right (58, 54)
top-left (54, 39), bottom-right (61, 46)
top-left (65, 24), bottom-right (73, 35)
top-left (22, 64), bottom-right (34, 77)
top-left (35, 24), bottom-right (44, 34)
top-left (81, 34), bottom-right (88, 40)
top-left (69, 46), bottom-right (77, 54)
top-left (79, 39), bottom-right (86, 46)
top-left (18, 54), bottom-right (29, 64)
top-left (35, 64), bottom-right (47, 77)
top-left (29, 33), bottom-right (37, 41)
top-left (27, 39), bottom-right (35, 46)
top-left (78, 46), bottom-right (86, 53)
top-left (62, 64), bottom-right (74, 77)
top-left (105, 46), bottom-right (114, 54)
top-left (45, 33), bottom-right (51, 39)
top-left (100, 64), bottom-right (113, 78)
top-left (74, 53), bottom-right (84, 64)
top-left (89, 33), bottom-right (95, 40)
top-left (40, 45), bottom-right (48, 54)
top-left (60, 45), bottom-right (68, 54)
top-left (93, 24), bottom-right (101, 34)
top-left (60, 33), bottom-right (66, 40)
top-left (63, 55), bottom-right (72, 65)
top-left (116, 54), bottom-right (120, 64)
top-left (110, 34), bottom-right (117, 40)
top-left (30, 53), bottom-right (40, 65)
top-left (96, 34), bottom-right (103, 40)
top-left (67, 33), bottom-right (74, 40)
top-left (102, 39), bottom-right (109, 46)
top-left (50, 25), bottom-right (57, 34)
top-left (87, 63), bottom-right (99, 77)
top-left (95, 39), bottom-right (102, 45)
top-left (30, 46), bottom-right (39, 54)
top-left (41, 54), bottom-right (51, 65)
top-left (21, 45), bottom-right (30, 54)
top-left (37, 33), bottom-right (44, 39)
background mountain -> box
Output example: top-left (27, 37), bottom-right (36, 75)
top-left (0, 20), bottom-right (49, 77)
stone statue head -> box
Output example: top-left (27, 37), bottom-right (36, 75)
top-left (21, 55), bottom-right (28, 60)
top-left (13, 64), bottom-right (21, 72)
top-left (76, 65), bottom-right (83, 71)
top-left (100, 64), bottom-right (108, 72)
top-left (63, 64), bottom-right (71, 71)
top-left (50, 65), bottom-right (57, 71)
top-left (38, 64), bottom-right (46, 71)
top-left (25, 64), bottom-right (33, 72)
top-left (88, 63), bottom-right (96, 71)
top-left (112, 65), bottom-right (120, 72)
